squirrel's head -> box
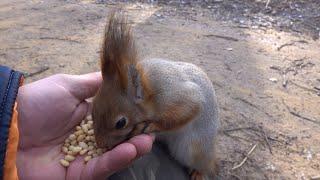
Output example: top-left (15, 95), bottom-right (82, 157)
top-left (92, 10), bottom-right (153, 150)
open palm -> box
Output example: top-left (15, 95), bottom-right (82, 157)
top-left (16, 73), bottom-right (153, 180)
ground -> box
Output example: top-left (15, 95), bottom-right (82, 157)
top-left (1, 0), bottom-right (320, 179)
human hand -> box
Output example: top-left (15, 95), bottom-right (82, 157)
top-left (16, 72), bottom-right (154, 180)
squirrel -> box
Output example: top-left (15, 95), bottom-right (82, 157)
top-left (92, 10), bottom-right (220, 180)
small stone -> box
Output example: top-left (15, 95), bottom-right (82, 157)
top-left (269, 78), bottom-right (278, 82)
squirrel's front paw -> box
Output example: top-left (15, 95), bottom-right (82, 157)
top-left (190, 169), bottom-right (204, 180)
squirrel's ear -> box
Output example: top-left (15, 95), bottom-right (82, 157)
top-left (100, 10), bottom-right (137, 91)
top-left (127, 64), bottom-right (144, 103)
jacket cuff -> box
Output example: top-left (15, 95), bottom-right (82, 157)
top-left (0, 66), bottom-right (23, 180)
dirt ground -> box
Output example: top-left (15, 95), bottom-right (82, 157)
top-left (1, 0), bottom-right (320, 179)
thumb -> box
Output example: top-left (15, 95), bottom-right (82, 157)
top-left (67, 72), bottom-right (103, 100)
top-left (81, 143), bottom-right (137, 180)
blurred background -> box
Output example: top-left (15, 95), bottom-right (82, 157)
top-left (0, 0), bottom-right (319, 179)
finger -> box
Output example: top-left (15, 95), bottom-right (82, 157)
top-left (128, 134), bottom-right (154, 157)
top-left (82, 143), bottom-right (137, 180)
top-left (69, 101), bottom-right (89, 128)
top-left (67, 72), bottom-right (103, 100)
top-left (67, 156), bottom-right (85, 180)
top-left (86, 101), bottom-right (93, 116)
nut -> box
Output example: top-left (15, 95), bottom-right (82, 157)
top-left (69, 134), bottom-right (76, 141)
top-left (65, 155), bottom-right (75, 162)
top-left (84, 156), bottom-right (92, 162)
top-left (79, 142), bottom-right (88, 149)
top-left (60, 115), bottom-right (106, 167)
top-left (60, 159), bottom-right (70, 167)
top-left (80, 149), bottom-right (88, 155)
top-left (62, 147), bottom-right (69, 154)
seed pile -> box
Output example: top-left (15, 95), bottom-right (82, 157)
top-left (60, 115), bottom-right (106, 167)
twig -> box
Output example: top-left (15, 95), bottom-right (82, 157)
top-left (223, 131), bottom-right (252, 142)
top-left (269, 65), bottom-right (282, 72)
top-left (223, 126), bottom-right (255, 133)
top-left (289, 80), bottom-right (319, 94)
top-left (211, 80), bottom-right (223, 88)
top-left (232, 144), bottom-right (258, 170)
top-left (265, 0), bottom-right (270, 8)
top-left (267, 136), bottom-right (283, 143)
top-left (233, 97), bottom-right (273, 118)
top-left (39, 37), bottom-right (81, 43)
top-left (229, 173), bottom-right (241, 180)
top-left (277, 40), bottom-right (308, 51)
top-left (3, 47), bottom-right (30, 50)
top-left (224, 125), bottom-right (274, 154)
top-left (203, 34), bottom-right (239, 42)
top-left (277, 42), bottom-right (295, 51)
top-left (259, 126), bottom-right (273, 154)
top-left (24, 66), bottom-right (49, 78)
top-left (282, 99), bottom-right (320, 125)
top-left (233, 97), bottom-right (259, 109)
top-left (289, 111), bottom-right (320, 125)
top-left (311, 175), bottom-right (320, 180)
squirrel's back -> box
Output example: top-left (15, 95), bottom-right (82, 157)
top-left (139, 58), bottom-right (219, 172)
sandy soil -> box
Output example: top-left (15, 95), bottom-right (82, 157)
top-left (0, 0), bottom-right (319, 179)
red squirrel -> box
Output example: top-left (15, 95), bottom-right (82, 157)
top-left (92, 10), bottom-right (219, 180)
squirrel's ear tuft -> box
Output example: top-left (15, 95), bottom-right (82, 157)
top-left (100, 9), bottom-right (137, 91)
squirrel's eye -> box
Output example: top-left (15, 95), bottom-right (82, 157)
top-left (115, 117), bottom-right (127, 129)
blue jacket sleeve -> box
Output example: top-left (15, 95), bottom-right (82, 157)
top-left (0, 66), bottom-right (23, 180)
